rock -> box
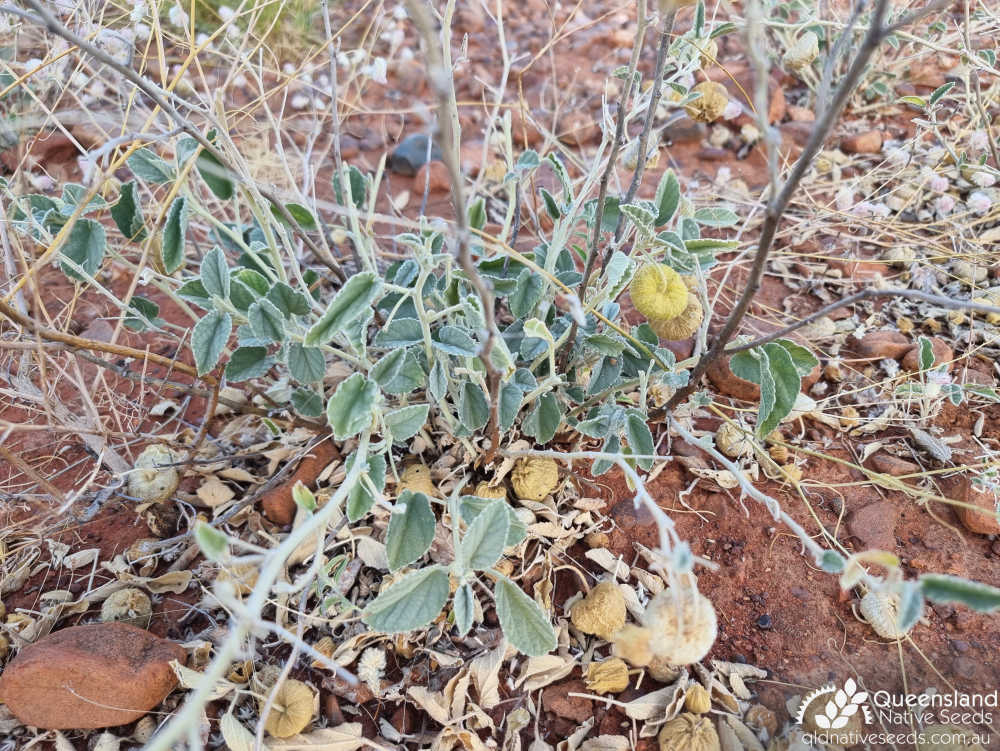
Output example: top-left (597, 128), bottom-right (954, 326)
top-left (706, 354), bottom-right (760, 401)
top-left (558, 111), bottom-right (600, 147)
top-left (848, 501), bottom-right (898, 551)
top-left (261, 440), bottom-right (341, 525)
top-left (856, 330), bottom-right (911, 360)
top-left (387, 133), bottom-right (442, 177)
top-left (787, 105), bottom-right (815, 122)
top-left (390, 60), bottom-right (425, 96)
top-left (510, 107), bottom-right (544, 147)
top-left (454, 2), bottom-right (486, 33)
top-left (413, 160), bottom-right (452, 194)
top-left (941, 475), bottom-right (1000, 535)
top-left (542, 679), bottom-right (592, 722)
top-left (0, 623), bottom-right (185, 729)
top-left (841, 130), bottom-right (883, 154)
top-left (869, 453), bottom-right (920, 477)
top-left (339, 135), bottom-right (361, 161)
top-left (706, 354), bottom-right (819, 400)
top-left (901, 337), bottom-right (953, 372)
top-left (827, 258), bottom-right (890, 280)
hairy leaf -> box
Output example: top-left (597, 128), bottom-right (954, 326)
top-left (363, 566), bottom-right (450, 633)
top-left (385, 490), bottom-right (436, 571)
top-left (494, 576), bottom-right (556, 656)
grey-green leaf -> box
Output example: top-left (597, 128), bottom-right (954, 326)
top-left (625, 414), bottom-right (655, 471)
top-left (128, 147), bottom-right (174, 183)
top-left (161, 196), bottom-right (189, 273)
top-left (306, 272), bottom-right (381, 346)
top-left (288, 343), bottom-right (326, 383)
top-left (374, 318), bottom-right (424, 348)
top-left (363, 566), bottom-right (450, 633)
top-left (523, 393), bottom-right (560, 444)
top-left (509, 268), bottom-right (545, 319)
top-left (384, 404), bottom-right (429, 443)
top-left (434, 325), bottom-right (478, 357)
top-left (248, 298), bottom-right (284, 343)
top-left (191, 309), bottom-right (231, 375)
top-left (225, 346), bottom-right (271, 382)
top-left (385, 490), bottom-right (436, 571)
top-left (346, 451), bottom-right (386, 522)
top-left (460, 499), bottom-right (509, 572)
top-left (920, 574), bottom-right (1000, 612)
top-left (757, 342), bottom-right (799, 437)
top-left (110, 181), bottom-right (146, 242)
top-left (60, 218), bottom-right (106, 280)
top-left (200, 246), bottom-right (229, 299)
top-left (654, 169), bottom-right (680, 226)
top-left (493, 576), bottom-right (556, 656)
top-left (454, 581), bottom-right (476, 638)
top-left (460, 382), bottom-right (490, 430)
top-left (326, 372), bottom-right (378, 439)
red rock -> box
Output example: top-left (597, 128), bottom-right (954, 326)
top-left (855, 330), bottom-right (911, 360)
top-left (869, 453), bottom-right (920, 477)
top-left (558, 112), bottom-right (600, 147)
top-left (339, 135), bottom-right (361, 161)
top-left (261, 440), bottom-right (341, 525)
top-left (901, 337), bottom-right (953, 372)
top-left (706, 355), bottom-right (761, 401)
top-left (542, 679), bottom-right (592, 722)
top-left (848, 501), bottom-right (898, 551)
top-left (0, 623), bottom-right (185, 729)
top-left (841, 130), bottom-right (883, 154)
top-left (510, 107), bottom-right (544, 147)
top-left (787, 105), bottom-right (815, 122)
top-left (827, 258), bottom-right (890, 280)
top-left (414, 160), bottom-right (452, 194)
top-left (941, 475), bottom-right (1000, 535)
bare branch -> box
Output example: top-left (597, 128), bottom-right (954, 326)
top-left (663, 0), bottom-right (902, 412)
top-left (726, 287), bottom-right (1000, 355)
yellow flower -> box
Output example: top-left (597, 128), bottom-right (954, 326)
top-left (629, 264), bottom-right (689, 323)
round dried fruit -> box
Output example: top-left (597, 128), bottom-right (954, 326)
top-left (584, 658), bottom-right (630, 693)
top-left (650, 293), bottom-right (703, 341)
top-left (100, 587), bottom-right (152, 628)
top-left (782, 31), bottom-right (819, 73)
top-left (570, 581), bottom-right (627, 640)
top-left (715, 421), bottom-right (753, 459)
top-left (684, 81), bottom-right (729, 123)
top-left (216, 563), bottom-right (260, 597)
top-left (685, 684), bottom-right (712, 714)
top-left (641, 585), bottom-right (717, 666)
top-left (0, 633), bottom-right (8, 660)
top-left (262, 678), bottom-right (315, 738)
top-left (511, 457), bottom-right (559, 502)
top-left (473, 481), bottom-right (507, 500)
top-left (612, 624), bottom-right (654, 667)
top-left (398, 463), bottom-right (438, 497)
top-left (859, 590), bottom-right (912, 640)
top-left (227, 659), bottom-right (254, 683)
top-left (128, 444), bottom-right (180, 504)
top-left (658, 712), bottom-right (720, 751)
top-left (630, 264), bottom-right (689, 323)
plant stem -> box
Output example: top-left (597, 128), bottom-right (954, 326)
top-left (663, 0), bottom-right (895, 412)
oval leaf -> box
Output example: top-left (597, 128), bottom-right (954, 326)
top-left (363, 566), bottom-right (450, 633)
top-left (326, 372), bottom-right (377, 440)
top-left (191, 309), bottom-right (231, 375)
top-left (494, 575), bottom-right (556, 656)
top-left (306, 272), bottom-right (381, 346)
top-left (385, 489), bottom-right (436, 571)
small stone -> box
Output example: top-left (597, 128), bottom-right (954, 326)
top-left (869, 453), bottom-right (920, 477)
top-left (706, 355), bottom-right (761, 401)
top-left (0, 623), bottom-right (185, 729)
top-left (787, 105), bottom-right (815, 122)
top-left (941, 475), bottom-right (1000, 535)
top-left (558, 111), bottom-right (600, 147)
top-left (901, 337), bottom-right (953, 372)
top-left (542, 679), bottom-right (592, 722)
top-left (755, 614), bottom-right (772, 630)
top-left (855, 330), bottom-right (911, 360)
top-left (388, 133), bottom-right (442, 177)
top-left (842, 130), bottom-right (883, 154)
top-left (339, 135), bottom-right (361, 161)
top-left (413, 160), bottom-right (451, 193)
top-left (261, 441), bottom-right (340, 525)
top-left (848, 501), bottom-right (898, 551)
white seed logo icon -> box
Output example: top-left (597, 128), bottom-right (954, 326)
top-left (813, 678), bottom-right (868, 729)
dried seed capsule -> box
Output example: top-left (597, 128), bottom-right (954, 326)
top-left (398, 463), bottom-right (438, 497)
top-left (650, 294), bottom-right (703, 341)
top-left (685, 684), bottom-right (712, 714)
top-left (261, 679), bottom-right (315, 738)
top-left (128, 444), bottom-right (180, 504)
top-left (859, 590), bottom-right (911, 640)
top-left (100, 588), bottom-right (152, 628)
top-left (782, 31), bottom-right (819, 72)
top-left (641, 586), bottom-right (717, 666)
top-left (571, 581), bottom-right (627, 640)
top-left (473, 481), bottom-right (507, 500)
top-left (584, 658), bottom-right (630, 694)
top-left (684, 81), bottom-right (729, 123)
top-left (630, 264), bottom-right (689, 323)
top-left (511, 458), bottom-right (559, 501)
top-left (658, 713), bottom-right (721, 751)
top-left (716, 421), bottom-right (753, 459)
